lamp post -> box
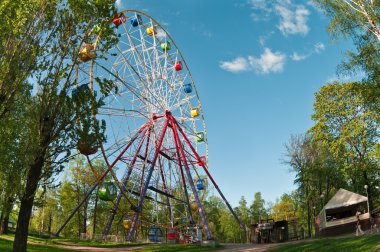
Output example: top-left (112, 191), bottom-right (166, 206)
top-left (313, 206), bottom-right (316, 237)
top-left (320, 194), bottom-right (324, 209)
top-left (364, 185), bottom-right (370, 214)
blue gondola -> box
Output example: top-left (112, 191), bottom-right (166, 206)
top-left (196, 179), bottom-right (205, 190)
top-left (148, 226), bottom-right (163, 242)
top-left (130, 14), bottom-right (142, 27)
top-left (183, 83), bottom-right (192, 93)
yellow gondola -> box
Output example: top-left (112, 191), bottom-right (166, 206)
top-left (79, 43), bottom-right (96, 62)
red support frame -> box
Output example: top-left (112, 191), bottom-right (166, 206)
top-left (171, 115), bottom-right (247, 240)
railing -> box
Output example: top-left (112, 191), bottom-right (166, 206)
top-left (325, 212), bottom-right (369, 228)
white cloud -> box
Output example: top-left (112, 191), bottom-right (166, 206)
top-left (258, 32), bottom-right (274, 46)
top-left (248, 0), bottom-right (272, 21)
top-left (307, 1), bottom-right (323, 13)
top-left (116, 0), bottom-right (122, 7)
top-left (314, 42), bottom-right (325, 53)
top-left (249, 48), bottom-right (286, 74)
top-left (156, 28), bottom-right (166, 40)
top-left (290, 52), bottom-right (307, 61)
top-left (219, 57), bottom-right (249, 73)
top-left (248, 0), bottom-right (267, 9)
top-left (248, 0), bottom-right (311, 36)
top-left (289, 42), bottom-right (326, 62)
top-left (220, 48), bottom-right (286, 74)
top-left (275, 3), bottom-right (310, 36)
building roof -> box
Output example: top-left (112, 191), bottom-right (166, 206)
top-left (324, 188), bottom-right (367, 210)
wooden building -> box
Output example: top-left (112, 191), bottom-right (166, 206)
top-left (316, 188), bottom-right (370, 236)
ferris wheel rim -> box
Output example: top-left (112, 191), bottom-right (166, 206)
top-left (79, 9), bottom-right (211, 232)
top-left (92, 9), bottom-right (209, 167)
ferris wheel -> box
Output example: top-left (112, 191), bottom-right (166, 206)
top-left (56, 10), bottom-right (245, 242)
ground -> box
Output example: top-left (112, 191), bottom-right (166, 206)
top-left (1, 232), bottom-right (380, 251)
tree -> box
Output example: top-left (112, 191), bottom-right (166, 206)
top-left (0, 0), bottom-right (41, 118)
top-left (309, 82), bottom-right (380, 210)
top-left (313, 0), bottom-right (380, 82)
top-left (272, 194), bottom-right (297, 221)
top-left (10, 1), bottom-right (118, 251)
top-left (284, 133), bottom-right (347, 237)
top-left (203, 195), bottom-right (227, 241)
top-left (0, 88), bottom-right (31, 234)
top-left (249, 192), bottom-right (266, 224)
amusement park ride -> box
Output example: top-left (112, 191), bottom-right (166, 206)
top-left (55, 10), bottom-right (245, 243)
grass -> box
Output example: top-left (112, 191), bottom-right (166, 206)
top-left (52, 238), bottom-right (147, 248)
top-left (268, 234), bottom-right (380, 252)
top-left (0, 234), bottom-right (220, 251)
top-left (0, 236), bottom-right (78, 252)
top-left (134, 244), bottom-right (222, 252)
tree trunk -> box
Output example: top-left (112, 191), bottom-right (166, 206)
top-left (83, 201), bottom-right (87, 235)
top-left (0, 211), bottom-right (4, 234)
top-left (3, 214), bottom-right (9, 234)
top-left (92, 193), bottom-right (98, 239)
top-left (307, 201), bottom-right (311, 238)
top-left (13, 154), bottom-right (44, 252)
top-left (1, 196), bottom-right (15, 234)
top-left (48, 212), bottom-right (52, 235)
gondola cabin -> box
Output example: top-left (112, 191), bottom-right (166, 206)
top-left (196, 179), bottom-right (205, 190)
top-left (77, 135), bottom-right (98, 156)
top-left (174, 61), bottom-right (183, 71)
top-left (198, 155), bottom-right (206, 166)
top-left (146, 26), bottom-right (157, 36)
top-left (191, 201), bottom-right (198, 211)
top-left (167, 228), bottom-right (179, 240)
top-left (196, 132), bottom-right (204, 142)
top-left (92, 24), bottom-right (101, 33)
top-left (123, 219), bottom-right (132, 229)
top-left (98, 181), bottom-right (117, 201)
top-left (113, 14), bottom-right (126, 27)
top-left (161, 41), bottom-right (171, 51)
top-left (183, 84), bottom-right (192, 93)
top-left (130, 15), bottom-right (142, 27)
top-left (79, 43), bottom-right (96, 62)
top-left (190, 108), bottom-right (199, 117)
top-left (148, 226), bottom-right (163, 242)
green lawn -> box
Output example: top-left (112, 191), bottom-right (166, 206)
top-left (268, 234), bottom-right (380, 252)
top-left (0, 236), bottom-right (77, 252)
top-left (0, 235), bottom-right (220, 251)
top-left (135, 244), bottom-right (221, 252)
top-left (52, 238), bottom-right (147, 248)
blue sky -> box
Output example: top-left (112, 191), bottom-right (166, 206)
top-left (115, 0), bottom-right (354, 207)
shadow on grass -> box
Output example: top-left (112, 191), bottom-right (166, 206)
top-left (268, 234), bottom-right (380, 252)
top-left (0, 237), bottom-right (76, 252)
top-left (52, 238), bottom-right (148, 248)
top-left (135, 244), bottom-right (222, 252)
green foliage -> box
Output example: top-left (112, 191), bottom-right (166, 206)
top-left (250, 192), bottom-right (266, 224)
top-left (313, 0), bottom-right (380, 83)
top-left (309, 82), bottom-right (380, 194)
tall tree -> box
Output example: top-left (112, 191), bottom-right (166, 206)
top-left (0, 0), bottom-right (41, 118)
top-left (313, 0), bottom-right (380, 82)
top-left (309, 82), bottom-right (380, 210)
top-left (11, 1), bottom-right (117, 251)
top-left (0, 88), bottom-right (31, 234)
top-left (249, 192), bottom-right (266, 224)
top-left (284, 133), bottom-right (348, 236)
